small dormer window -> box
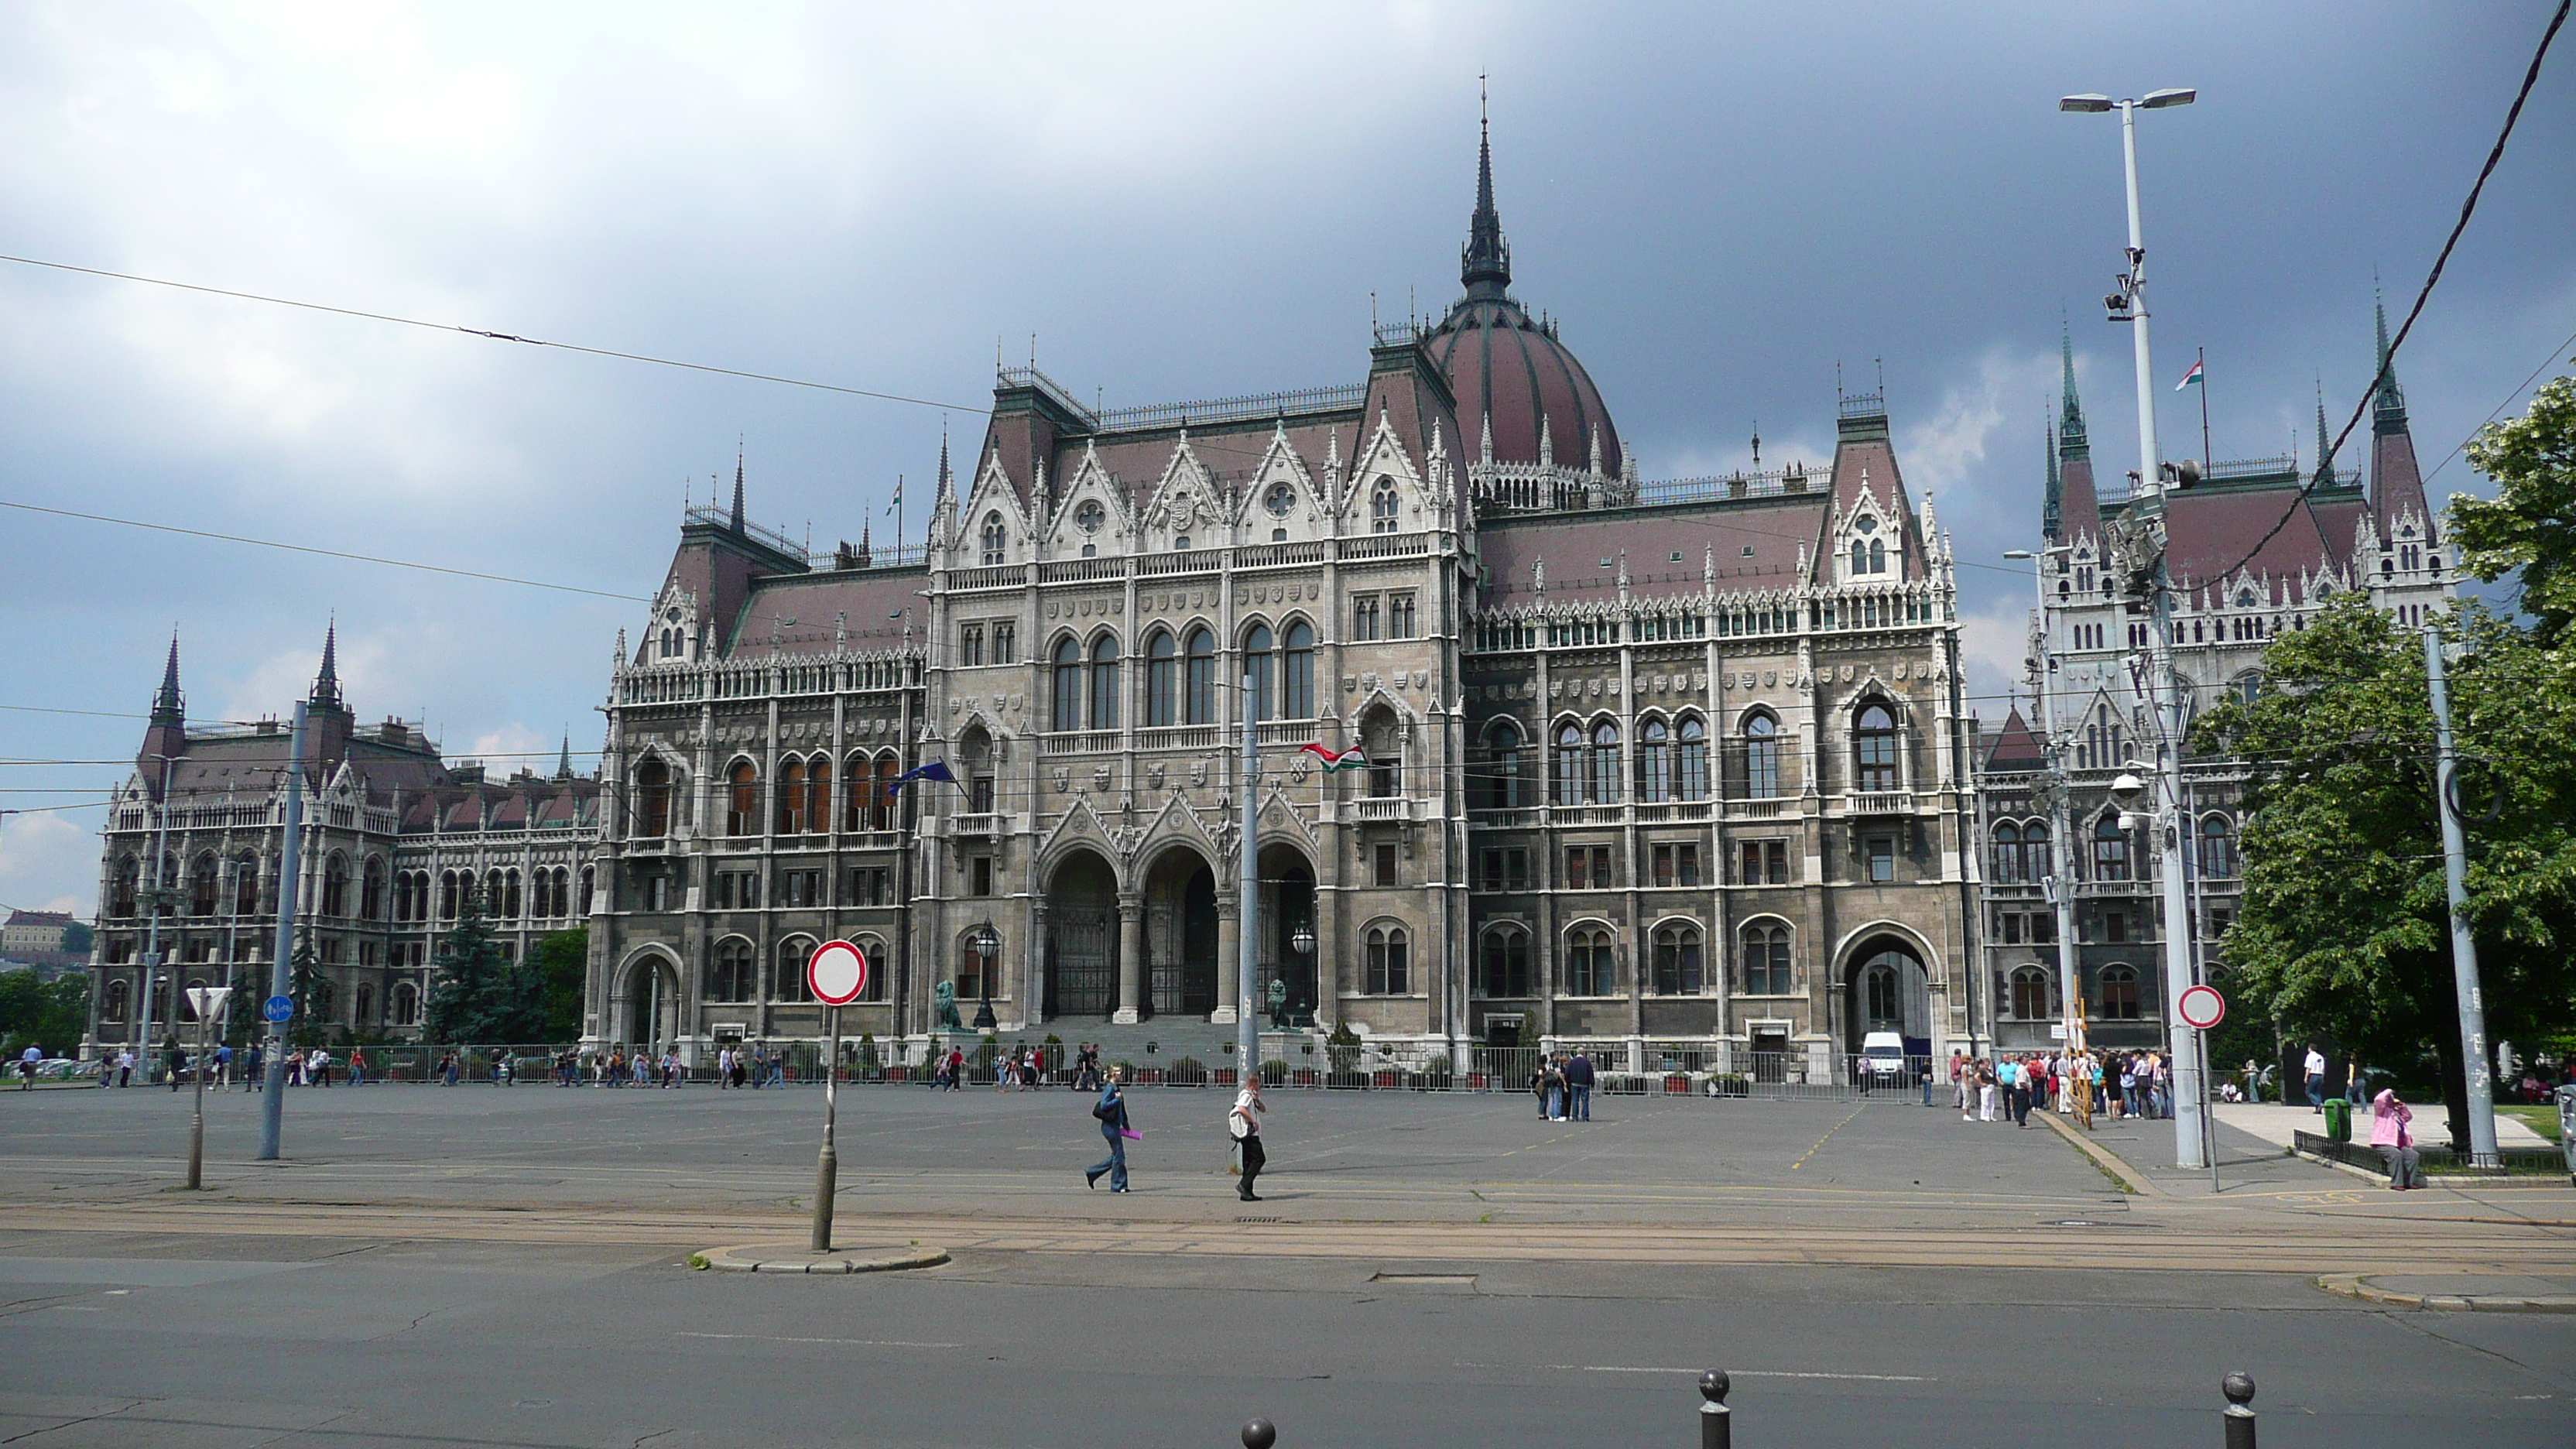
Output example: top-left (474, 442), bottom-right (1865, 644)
top-left (980, 514), bottom-right (1007, 566)
top-left (1174, 535), bottom-right (1191, 550)
top-left (1371, 478), bottom-right (1399, 533)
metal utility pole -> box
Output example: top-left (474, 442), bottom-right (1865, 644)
top-left (2423, 627), bottom-right (2500, 1168)
top-left (1237, 678), bottom-right (1260, 1075)
top-left (184, 985), bottom-right (231, 1189)
top-left (2063, 83), bottom-right (2204, 1170)
top-left (137, 755), bottom-right (175, 1061)
top-left (259, 702), bottom-right (308, 1160)
top-left (2013, 549), bottom-right (2086, 1070)
top-left (812, 1004), bottom-right (840, 1251)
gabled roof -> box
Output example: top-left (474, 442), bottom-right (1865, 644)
top-left (1982, 707), bottom-right (2045, 772)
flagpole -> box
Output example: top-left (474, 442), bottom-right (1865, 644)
top-left (2197, 347), bottom-right (2210, 470)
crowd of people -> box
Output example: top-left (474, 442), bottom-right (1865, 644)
top-left (1529, 1051), bottom-right (1597, 1122)
top-left (1947, 1048), bottom-right (2176, 1127)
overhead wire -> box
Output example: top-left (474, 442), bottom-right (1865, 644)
top-left (2201, 0), bottom-right (2567, 585)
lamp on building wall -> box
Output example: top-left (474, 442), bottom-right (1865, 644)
top-left (969, 922), bottom-right (999, 1030)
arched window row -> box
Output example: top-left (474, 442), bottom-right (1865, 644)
top-left (707, 937), bottom-right (757, 1002)
top-left (708, 752), bottom-right (911, 839)
top-left (2197, 814), bottom-right (2237, 879)
top-left (2097, 964), bottom-right (2143, 1020)
top-left (2009, 964), bottom-right (2056, 1021)
top-left (1740, 920), bottom-right (1794, 996)
top-left (1989, 818), bottom-right (2050, 884)
top-left (1564, 924), bottom-right (1615, 996)
top-left (1852, 703), bottom-right (1899, 792)
top-left (1477, 924), bottom-right (1530, 999)
top-left (1363, 924), bottom-right (1410, 995)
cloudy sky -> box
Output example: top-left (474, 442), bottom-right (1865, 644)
top-left (3, 2), bottom-right (2571, 916)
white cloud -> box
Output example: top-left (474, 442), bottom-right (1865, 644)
top-left (0, 812), bottom-right (95, 916)
top-left (1955, 595), bottom-right (2035, 716)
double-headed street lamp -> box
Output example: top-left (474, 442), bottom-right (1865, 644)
top-left (2060, 84), bottom-right (2208, 1170)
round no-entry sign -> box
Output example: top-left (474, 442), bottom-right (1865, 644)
top-left (2177, 984), bottom-right (2225, 1031)
top-left (807, 940), bottom-right (869, 1007)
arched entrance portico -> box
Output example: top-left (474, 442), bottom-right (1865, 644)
top-left (613, 950), bottom-right (684, 1053)
top-left (1043, 849), bottom-right (1118, 1021)
top-left (1139, 845), bottom-right (1218, 1018)
top-left (1842, 933), bottom-right (1931, 1055)
top-left (1255, 841), bottom-right (1318, 1027)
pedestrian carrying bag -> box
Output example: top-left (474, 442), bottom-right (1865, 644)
top-left (1092, 1098), bottom-right (1118, 1122)
top-left (1228, 1110), bottom-right (1250, 1140)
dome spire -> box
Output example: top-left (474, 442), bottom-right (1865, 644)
top-left (1461, 76), bottom-right (1511, 300)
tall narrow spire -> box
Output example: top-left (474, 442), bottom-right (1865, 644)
top-left (2043, 411), bottom-right (2064, 540)
top-left (311, 620), bottom-right (341, 707)
top-left (556, 731), bottom-right (574, 780)
top-left (1461, 77), bottom-right (1512, 299)
top-left (2057, 322), bottom-right (2090, 461)
top-left (730, 450), bottom-right (748, 531)
top-left (152, 632), bottom-right (183, 720)
top-left (2313, 379), bottom-right (2341, 489)
top-left (2372, 290), bottom-right (2408, 433)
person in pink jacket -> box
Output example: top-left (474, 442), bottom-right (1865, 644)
top-left (2369, 1088), bottom-right (2424, 1190)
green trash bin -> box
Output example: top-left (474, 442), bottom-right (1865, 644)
top-left (2323, 1097), bottom-right (2352, 1143)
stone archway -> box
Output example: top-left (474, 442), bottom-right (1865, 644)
top-left (1842, 934), bottom-right (1931, 1054)
top-left (1256, 841), bottom-right (1318, 1027)
top-left (1139, 844), bottom-right (1218, 1018)
top-left (1043, 849), bottom-right (1118, 1021)
top-left (613, 950), bottom-right (684, 1054)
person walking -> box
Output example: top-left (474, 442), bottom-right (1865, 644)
top-left (1543, 1057), bottom-right (1569, 1121)
top-left (1085, 1066), bottom-right (1132, 1193)
top-left (2304, 1045), bottom-right (2327, 1112)
top-left (214, 1042), bottom-right (232, 1088)
top-left (944, 1045), bottom-right (965, 1092)
top-left (1954, 1051), bottom-right (1971, 1119)
top-left (1230, 1073), bottom-right (1268, 1201)
top-left (244, 1043), bottom-right (263, 1091)
top-left (348, 1047), bottom-right (367, 1087)
top-left (1565, 1049), bottom-right (1595, 1122)
top-left (19, 1044), bottom-right (40, 1089)
top-left (2369, 1088), bottom-right (2424, 1189)
top-left (1976, 1060), bottom-right (1999, 1122)
top-left (165, 1037), bottom-right (186, 1091)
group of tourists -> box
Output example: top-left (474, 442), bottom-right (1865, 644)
top-left (1950, 1048), bottom-right (2173, 1126)
top-left (1529, 1051), bottom-right (1597, 1122)
top-left (90, 1040), bottom-right (351, 1091)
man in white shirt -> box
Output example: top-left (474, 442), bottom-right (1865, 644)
top-left (1230, 1075), bottom-right (1268, 1202)
top-left (2304, 1046), bottom-right (2327, 1112)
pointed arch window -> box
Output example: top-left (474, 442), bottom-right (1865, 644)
top-left (1854, 704), bottom-right (1897, 792)
top-left (1870, 539), bottom-right (1886, 573)
top-left (1992, 823), bottom-right (2022, 883)
top-left (1365, 926), bottom-right (1410, 994)
top-left (873, 756), bottom-right (899, 831)
top-left (725, 761), bottom-right (759, 837)
top-left (1146, 631), bottom-right (1178, 726)
top-left (980, 513), bottom-right (1007, 566)
top-left (1637, 718), bottom-right (1671, 803)
top-left (2098, 964), bottom-right (2141, 1019)
top-left (1052, 636), bottom-right (1084, 730)
top-left (708, 939), bottom-right (755, 1002)
top-left (1676, 717), bottom-right (1708, 800)
top-left (776, 758), bottom-right (809, 834)
top-left (1589, 721), bottom-right (1622, 804)
top-left (1281, 621), bottom-right (1314, 718)
top-left (1565, 927), bottom-right (1615, 995)
top-left (1242, 623), bottom-right (1275, 721)
top-left (1489, 721), bottom-right (1523, 809)
top-left (1184, 628), bottom-right (1217, 724)
top-left (634, 758), bottom-right (672, 838)
top-left (1371, 478), bottom-right (1399, 533)
top-left (1089, 635), bottom-right (1120, 728)
top-left (1651, 923), bottom-right (1704, 995)
top-left (237, 854), bottom-right (263, 916)
top-left (842, 754), bottom-right (870, 832)
top-left (1478, 925), bottom-right (1530, 999)
top-left (806, 756), bottom-right (831, 834)
top-left (1742, 923), bottom-right (1792, 995)
top-left (112, 855), bottom-right (139, 917)
top-left (1745, 714), bottom-right (1780, 798)
top-left (361, 858), bottom-right (385, 920)
top-left (2199, 816), bottom-right (2235, 879)
top-left (2092, 815), bottom-right (2132, 882)
top-left (1851, 540), bottom-right (1868, 575)
top-left (191, 855), bottom-right (221, 916)
top-left (776, 938), bottom-right (814, 1002)
top-left (1553, 724), bottom-right (1584, 806)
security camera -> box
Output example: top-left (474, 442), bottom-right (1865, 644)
top-left (2119, 810), bottom-right (2154, 831)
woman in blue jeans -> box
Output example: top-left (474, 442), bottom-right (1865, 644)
top-left (1085, 1067), bottom-right (1132, 1192)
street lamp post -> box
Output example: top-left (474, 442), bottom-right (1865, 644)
top-left (2060, 84), bottom-right (2208, 1170)
top-left (2006, 549), bottom-right (2085, 1077)
top-left (969, 923), bottom-right (999, 1033)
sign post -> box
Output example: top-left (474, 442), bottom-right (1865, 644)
top-left (805, 940), bottom-right (869, 1252)
top-left (183, 985), bottom-right (232, 1190)
top-left (2177, 985), bottom-right (2226, 1192)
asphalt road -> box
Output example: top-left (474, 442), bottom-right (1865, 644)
top-left (2, 1084), bottom-right (2571, 1447)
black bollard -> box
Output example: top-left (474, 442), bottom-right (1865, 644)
top-left (1242, 1417), bottom-right (1276, 1449)
top-left (2221, 1371), bottom-right (2256, 1449)
top-left (1699, 1369), bottom-right (1731, 1449)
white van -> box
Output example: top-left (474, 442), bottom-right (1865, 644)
top-left (1859, 1031), bottom-right (1909, 1081)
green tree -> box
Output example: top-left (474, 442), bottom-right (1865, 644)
top-left (60, 922), bottom-right (91, 956)
top-left (524, 928), bottom-right (588, 1042)
top-left (287, 936), bottom-right (333, 1050)
top-left (0, 971), bottom-right (89, 1060)
top-left (424, 895), bottom-right (512, 1043)
top-left (2452, 368), bottom-right (2576, 645)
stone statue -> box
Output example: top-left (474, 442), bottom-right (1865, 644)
top-left (933, 980), bottom-right (963, 1030)
top-left (1266, 975), bottom-right (1290, 1030)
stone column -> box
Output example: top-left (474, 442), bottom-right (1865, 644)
top-left (1114, 893), bottom-right (1143, 1024)
top-left (1211, 889), bottom-right (1239, 1025)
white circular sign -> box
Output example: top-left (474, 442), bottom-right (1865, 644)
top-left (2177, 984), bottom-right (2225, 1032)
top-left (807, 940), bottom-right (869, 1007)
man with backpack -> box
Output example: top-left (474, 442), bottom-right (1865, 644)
top-left (1230, 1074), bottom-right (1269, 1201)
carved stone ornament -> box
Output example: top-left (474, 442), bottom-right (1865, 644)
top-left (1694, 671), bottom-right (1708, 691)
top-left (1413, 670), bottom-right (1429, 690)
top-left (1091, 763), bottom-right (1112, 791)
top-left (1148, 761), bottom-right (1166, 789)
top-left (1342, 674), bottom-right (1358, 693)
top-left (1763, 670), bottom-right (1778, 687)
top-left (1052, 766), bottom-right (1071, 793)
top-left (1190, 760), bottom-right (1209, 789)
top-left (1287, 753), bottom-right (1312, 783)
top-left (947, 698), bottom-right (962, 716)
top-left (1588, 679), bottom-right (1604, 698)
top-left (1362, 671), bottom-right (1379, 692)
top-left (1895, 661), bottom-right (1911, 680)
top-left (1009, 694), bottom-right (1025, 714)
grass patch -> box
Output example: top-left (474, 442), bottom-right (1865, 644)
top-left (2498, 1104), bottom-right (2562, 1145)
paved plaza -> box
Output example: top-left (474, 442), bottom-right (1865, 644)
top-left (3, 1084), bottom-right (2574, 1447)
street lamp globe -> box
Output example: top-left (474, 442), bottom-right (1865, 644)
top-left (1290, 923), bottom-right (1316, 957)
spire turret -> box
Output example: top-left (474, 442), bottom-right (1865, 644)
top-left (1460, 81), bottom-right (1512, 300)
top-left (2043, 413), bottom-right (2063, 540)
top-left (2313, 380), bottom-right (2341, 489)
top-left (2372, 293), bottom-right (2408, 434)
top-left (2057, 324), bottom-right (2090, 461)
top-left (310, 621), bottom-right (342, 708)
top-left (152, 632), bottom-right (183, 721)
top-left (555, 732), bottom-right (574, 781)
top-left (730, 451), bottom-right (748, 531)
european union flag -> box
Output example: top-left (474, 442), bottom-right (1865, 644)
top-left (889, 760), bottom-right (957, 795)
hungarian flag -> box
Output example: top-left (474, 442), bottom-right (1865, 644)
top-left (2174, 358), bottom-right (2204, 391)
top-left (1299, 743), bottom-right (1368, 772)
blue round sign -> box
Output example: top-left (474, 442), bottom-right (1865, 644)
top-left (262, 995), bottom-right (294, 1023)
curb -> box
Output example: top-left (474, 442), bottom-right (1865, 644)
top-left (690, 1242), bottom-right (950, 1276)
top-left (2033, 1109), bottom-right (2167, 1197)
top-left (2316, 1273), bottom-right (2576, 1314)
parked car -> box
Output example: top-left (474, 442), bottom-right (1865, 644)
top-left (35, 1058), bottom-right (100, 1081)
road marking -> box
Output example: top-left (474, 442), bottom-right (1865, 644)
top-left (677, 1332), bottom-right (961, 1348)
top-left (1502, 1365), bottom-right (1933, 1382)
top-left (1788, 1105), bottom-right (1865, 1170)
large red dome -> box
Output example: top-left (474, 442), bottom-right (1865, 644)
top-left (1423, 113), bottom-right (1621, 472)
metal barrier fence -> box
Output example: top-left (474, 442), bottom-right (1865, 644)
top-left (1240, 1369), bottom-right (2263, 1449)
top-left (2293, 1128), bottom-right (2566, 1177)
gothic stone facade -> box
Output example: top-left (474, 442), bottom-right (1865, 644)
top-left (87, 632), bottom-right (600, 1052)
top-left (1972, 316), bottom-right (2454, 1053)
top-left (585, 135), bottom-right (1977, 1073)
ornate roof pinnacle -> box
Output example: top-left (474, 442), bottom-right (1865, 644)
top-left (1461, 79), bottom-right (1512, 300)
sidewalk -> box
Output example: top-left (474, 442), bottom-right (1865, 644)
top-left (2214, 1101), bottom-right (2552, 1149)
